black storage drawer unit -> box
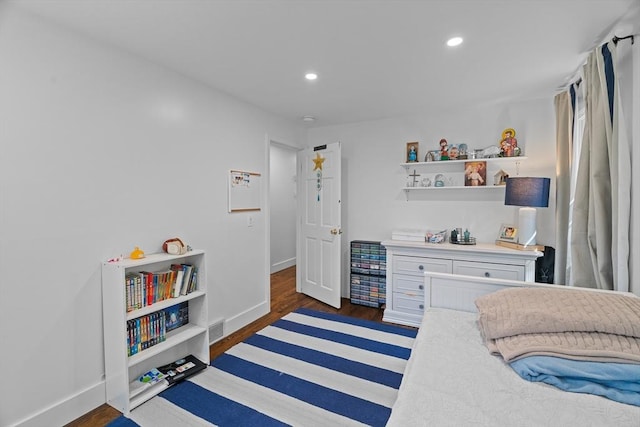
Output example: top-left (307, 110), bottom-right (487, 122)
top-left (350, 240), bottom-right (386, 307)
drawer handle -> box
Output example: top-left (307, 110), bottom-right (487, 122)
top-left (484, 272), bottom-right (491, 277)
top-left (418, 265), bottom-right (424, 271)
top-left (419, 284), bottom-right (424, 290)
top-left (419, 304), bottom-right (424, 309)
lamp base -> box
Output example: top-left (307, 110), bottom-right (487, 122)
top-left (518, 207), bottom-right (537, 246)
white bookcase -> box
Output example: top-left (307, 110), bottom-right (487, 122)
top-left (102, 250), bottom-right (209, 414)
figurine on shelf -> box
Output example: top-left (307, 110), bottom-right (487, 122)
top-left (130, 246), bottom-right (145, 259)
top-left (499, 128), bottom-right (518, 157)
top-left (408, 146), bottom-right (417, 162)
top-left (406, 142), bottom-right (419, 162)
top-left (494, 169), bottom-right (509, 186)
top-left (439, 139), bottom-right (449, 160)
top-left (449, 145), bottom-right (459, 160)
top-left (458, 143), bottom-right (468, 159)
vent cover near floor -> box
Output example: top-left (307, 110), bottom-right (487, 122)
top-left (208, 319), bottom-right (224, 344)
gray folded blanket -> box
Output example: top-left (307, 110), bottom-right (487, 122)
top-left (475, 287), bottom-right (640, 363)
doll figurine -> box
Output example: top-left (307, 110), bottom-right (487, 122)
top-left (439, 139), bottom-right (449, 160)
top-left (499, 128), bottom-right (518, 157)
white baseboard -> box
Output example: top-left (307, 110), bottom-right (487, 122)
top-left (223, 300), bottom-right (269, 337)
top-left (270, 258), bottom-right (295, 274)
top-left (12, 381), bottom-right (105, 427)
top-left (12, 303), bottom-right (270, 427)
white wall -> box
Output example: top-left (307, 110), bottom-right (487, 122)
top-left (308, 99), bottom-right (556, 290)
top-left (0, 6), bottom-right (303, 427)
top-left (269, 143), bottom-right (297, 272)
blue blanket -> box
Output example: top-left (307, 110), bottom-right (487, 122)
top-left (510, 356), bottom-right (640, 407)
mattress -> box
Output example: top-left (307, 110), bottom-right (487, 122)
top-left (387, 308), bottom-right (640, 427)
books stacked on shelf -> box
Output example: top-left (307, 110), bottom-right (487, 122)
top-left (170, 264), bottom-right (199, 296)
top-left (125, 264), bottom-right (198, 312)
top-left (126, 302), bottom-right (188, 356)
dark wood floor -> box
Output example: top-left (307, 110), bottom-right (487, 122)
top-left (66, 266), bottom-right (388, 426)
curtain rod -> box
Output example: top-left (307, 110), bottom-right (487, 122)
top-left (612, 34), bottom-right (634, 45)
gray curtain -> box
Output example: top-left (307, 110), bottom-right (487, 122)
top-left (570, 42), bottom-right (630, 292)
top-left (554, 91), bottom-right (573, 285)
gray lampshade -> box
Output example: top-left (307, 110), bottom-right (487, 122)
top-left (504, 177), bottom-right (550, 207)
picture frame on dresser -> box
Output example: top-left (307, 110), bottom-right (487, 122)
top-left (498, 224), bottom-right (518, 242)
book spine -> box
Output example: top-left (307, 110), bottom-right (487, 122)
top-left (160, 309), bottom-right (166, 342)
top-left (146, 273), bottom-right (153, 306)
top-left (138, 317), bottom-right (143, 351)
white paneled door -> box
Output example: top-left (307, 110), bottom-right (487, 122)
top-left (297, 142), bottom-right (342, 308)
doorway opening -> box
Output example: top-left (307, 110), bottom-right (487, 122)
top-left (268, 140), bottom-right (298, 274)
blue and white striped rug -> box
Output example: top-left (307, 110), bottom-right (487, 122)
top-left (109, 308), bottom-right (417, 427)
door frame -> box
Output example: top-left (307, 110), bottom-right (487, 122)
top-left (264, 134), bottom-right (300, 301)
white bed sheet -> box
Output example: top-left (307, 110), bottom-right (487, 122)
top-left (387, 308), bottom-right (640, 427)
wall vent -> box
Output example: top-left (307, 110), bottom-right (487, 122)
top-left (208, 319), bottom-right (224, 344)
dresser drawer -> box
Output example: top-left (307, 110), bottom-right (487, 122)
top-left (452, 260), bottom-right (524, 281)
top-left (393, 292), bottom-right (425, 315)
top-left (393, 255), bottom-right (452, 277)
top-left (393, 274), bottom-right (426, 295)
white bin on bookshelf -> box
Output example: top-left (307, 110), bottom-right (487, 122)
top-left (102, 250), bottom-right (209, 414)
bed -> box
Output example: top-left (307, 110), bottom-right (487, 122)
top-left (387, 272), bottom-right (640, 426)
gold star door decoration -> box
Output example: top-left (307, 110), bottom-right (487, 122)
top-left (313, 153), bottom-right (325, 171)
top-left (313, 153), bottom-right (325, 201)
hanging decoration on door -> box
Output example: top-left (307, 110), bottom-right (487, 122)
top-left (312, 152), bottom-right (325, 201)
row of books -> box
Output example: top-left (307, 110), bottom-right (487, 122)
top-left (125, 264), bottom-right (198, 312)
top-left (127, 302), bottom-right (188, 356)
top-left (130, 354), bottom-right (208, 398)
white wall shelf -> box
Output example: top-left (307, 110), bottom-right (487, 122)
top-left (400, 156), bottom-right (527, 170)
top-left (401, 156), bottom-right (526, 200)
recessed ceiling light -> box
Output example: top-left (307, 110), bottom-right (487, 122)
top-left (447, 37), bottom-right (463, 47)
top-left (302, 115), bottom-right (316, 122)
top-left (305, 72), bottom-right (318, 81)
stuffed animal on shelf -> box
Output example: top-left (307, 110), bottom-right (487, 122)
top-left (163, 238), bottom-right (188, 255)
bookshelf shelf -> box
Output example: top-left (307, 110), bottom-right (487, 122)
top-left (126, 324), bottom-right (207, 367)
top-left (129, 381), bottom-right (170, 410)
top-left (102, 250), bottom-right (209, 414)
top-left (125, 290), bottom-right (205, 321)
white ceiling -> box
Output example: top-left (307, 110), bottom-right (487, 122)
top-left (12, 0), bottom-right (640, 127)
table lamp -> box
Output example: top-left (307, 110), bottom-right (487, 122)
top-left (504, 177), bottom-right (550, 246)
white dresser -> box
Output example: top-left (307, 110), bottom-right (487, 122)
top-left (381, 240), bottom-right (542, 327)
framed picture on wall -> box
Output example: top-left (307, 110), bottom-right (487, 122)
top-left (406, 142), bottom-right (419, 163)
top-left (464, 161), bottom-right (486, 186)
top-left (497, 224), bottom-right (518, 242)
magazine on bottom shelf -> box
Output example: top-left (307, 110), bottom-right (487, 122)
top-left (130, 368), bottom-right (168, 398)
top-left (157, 354), bottom-right (207, 385)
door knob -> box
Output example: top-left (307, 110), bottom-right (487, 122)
top-left (330, 228), bottom-right (342, 235)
